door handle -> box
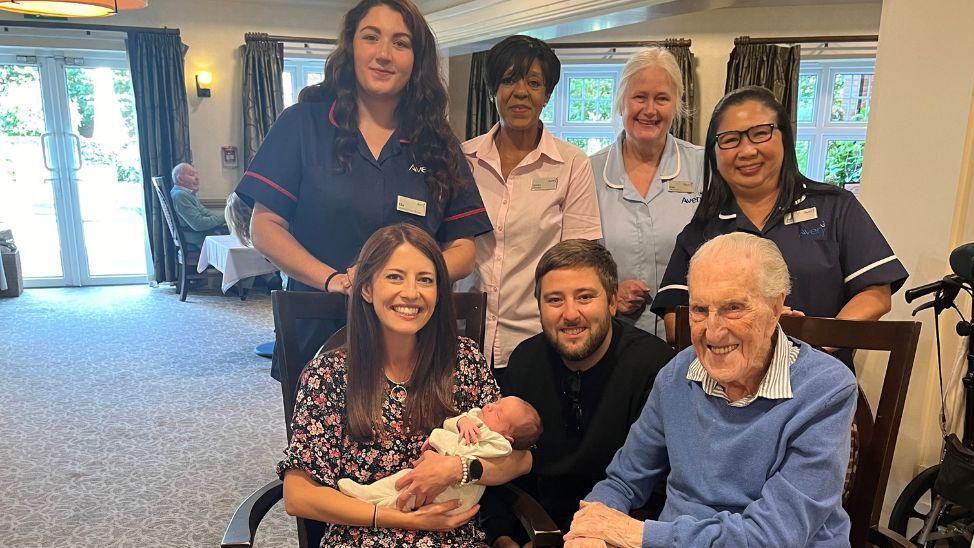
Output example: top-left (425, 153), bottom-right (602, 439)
top-left (40, 132), bottom-right (54, 170)
top-left (68, 133), bottom-right (83, 170)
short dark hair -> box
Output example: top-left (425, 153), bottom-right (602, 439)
top-left (534, 240), bottom-right (618, 302)
top-left (695, 85), bottom-right (838, 223)
top-left (484, 35), bottom-right (561, 96)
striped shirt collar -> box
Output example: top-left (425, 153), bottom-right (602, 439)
top-left (686, 325), bottom-right (798, 407)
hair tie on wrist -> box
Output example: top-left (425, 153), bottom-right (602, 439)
top-left (372, 504), bottom-right (378, 528)
top-left (324, 271), bottom-right (342, 293)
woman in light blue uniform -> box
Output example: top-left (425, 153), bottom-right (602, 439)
top-left (590, 47), bottom-right (703, 338)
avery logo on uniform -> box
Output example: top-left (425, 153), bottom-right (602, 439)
top-left (409, 164), bottom-right (428, 173)
top-left (784, 206), bottom-right (818, 225)
top-left (530, 176), bottom-right (558, 191)
top-left (666, 180), bottom-right (694, 193)
top-left (396, 195), bottom-right (427, 217)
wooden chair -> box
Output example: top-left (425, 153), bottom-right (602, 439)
top-left (149, 176), bottom-right (218, 302)
top-left (221, 290), bottom-right (561, 548)
top-left (674, 306), bottom-right (920, 547)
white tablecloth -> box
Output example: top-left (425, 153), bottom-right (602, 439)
top-left (197, 235), bottom-right (278, 293)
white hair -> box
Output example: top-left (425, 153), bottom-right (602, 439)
top-left (171, 163), bottom-right (190, 186)
top-left (614, 47), bottom-right (688, 122)
top-left (688, 233), bottom-right (791, 299)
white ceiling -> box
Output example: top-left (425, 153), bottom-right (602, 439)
top-left (239, 0), bottom-right (881, 50)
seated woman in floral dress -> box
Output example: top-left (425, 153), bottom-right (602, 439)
top-left (277, 223), bottom-right (532, 547)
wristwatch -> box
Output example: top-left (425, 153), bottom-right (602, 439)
top-left (468, 457), bottom-right (484, 484)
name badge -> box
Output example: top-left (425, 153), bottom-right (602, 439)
top-left (666, 180), bottom-right (694, 193)
top-left (396, 195), bottom-right (427, 217)
top-left (531, 176), bottom-right (558, 191)
top-left (784, 206), bottom-right (818, 225)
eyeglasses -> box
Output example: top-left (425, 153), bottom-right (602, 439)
top-left (562, 371), bottom-right (583, 433)
top-left (714, 123), bottom-right (776, 150)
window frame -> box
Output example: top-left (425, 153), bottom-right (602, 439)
top-left (797, 58), bottom-right (875, 185)
top-left (282, 57), bottom-right (326, 108)
top-left (542, 63), bottom-right (623, 154)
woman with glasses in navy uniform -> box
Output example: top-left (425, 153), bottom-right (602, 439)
top-left (235, 0), bottom-right (491, 382)
top-left (651, 86), bottom-right (908, 345)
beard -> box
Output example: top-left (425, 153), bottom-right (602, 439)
top-left (545, 317), bottom-right (612, 362)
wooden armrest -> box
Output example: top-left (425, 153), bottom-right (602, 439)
top-left (868, 525), bottom-right (913, 548)
top-left (502, 483), bottom-right (562, 547)
top-left (221, 479), bottom-right (284, 548)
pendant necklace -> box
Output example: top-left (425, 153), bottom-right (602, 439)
top-left (389, 378), bottom-right (408, 403)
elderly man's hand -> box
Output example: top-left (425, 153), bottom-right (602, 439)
top-left (565, 501), bottom-right (643, 548)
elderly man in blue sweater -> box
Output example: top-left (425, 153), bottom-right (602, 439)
top-left (170, 163), bottom-right (228, 251)
top-left (566, 232), bottom-right (857, 547)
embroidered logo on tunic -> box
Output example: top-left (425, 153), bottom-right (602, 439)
top-left (409, 164), bottom-right (428, 173)
top-left (682, 196), bottom-right (700, 204)
top-left (800, 220), bottom-right (827, 239)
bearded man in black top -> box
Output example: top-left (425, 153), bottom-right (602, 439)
top-left (483, 239), bottom-right (674, 547)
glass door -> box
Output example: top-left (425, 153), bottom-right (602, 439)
top-left (0, 48), bottom-right (149, 287)
top-left (0, 57), bottom-right (67, 283)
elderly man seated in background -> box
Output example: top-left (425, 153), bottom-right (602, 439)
top-left (566, 232), bottom-right (857, 547)
top-left (170, 162), bottom-right (228, 251)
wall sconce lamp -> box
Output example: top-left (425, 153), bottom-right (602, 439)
top-left (196, 71), bottom-right (212, 98)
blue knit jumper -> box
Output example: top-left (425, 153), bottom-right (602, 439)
top-left (586, 340), bottom-right (856, 547)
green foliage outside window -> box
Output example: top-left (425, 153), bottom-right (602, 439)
top-left (824, 140), bottom-right (864, 187)
top-left (0, 66), bottom-right (43, 137)
top-left (797, 75), bottom-right (817, 124)
top-left (567, 77), bottom-right (613, 122)
top-left (795, 141), bottom-right (810, 175)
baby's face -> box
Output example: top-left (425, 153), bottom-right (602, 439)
top-left (480, 397), bottom-right (526, 436)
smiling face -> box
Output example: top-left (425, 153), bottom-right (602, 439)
top-left (623, 65), bottom-right (677, 147)
top-left (714, 100), bottom-right (784, 199)
top-left (494, 59), bottom-right (549, 133)
top-left (688, 254), bottom-right (784, 399)
top-left (361, 242), bottom-right (437, 343)
top-left (352, 4), bottom-right (414, 101)
top-left (539, 266), bottom-right (617, 367)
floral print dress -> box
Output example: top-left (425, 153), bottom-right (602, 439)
top-left (277, 337), bottom-right (501, 547)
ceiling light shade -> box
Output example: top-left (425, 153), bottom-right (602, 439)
top-left (0, 0), bottom-right (148, 17)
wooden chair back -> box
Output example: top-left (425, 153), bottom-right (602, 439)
top-left (271, 290), bottom-right (489, 548)
top-left (673, 307), bottom-right (921, 547)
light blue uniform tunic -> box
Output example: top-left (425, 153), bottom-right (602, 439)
top-left (591, 131), bottom-right (704, 338)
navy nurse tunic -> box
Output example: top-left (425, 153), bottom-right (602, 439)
top-left (651, 182), bottom-right (908, 319)
top-left (236, 99), bottom-right (492, 380)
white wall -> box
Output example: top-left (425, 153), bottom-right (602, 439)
top-left (859, 0), bottom-right (974, 517)
top-left (448, 2), bottom-right (882, 143)
top-left (0, 0), bottom-right (344, 202)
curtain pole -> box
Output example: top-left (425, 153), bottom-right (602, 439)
top-left (735, 35), bottom-right (878, 46)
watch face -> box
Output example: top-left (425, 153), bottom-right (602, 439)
top-left (470, 458), bottom-right (484, 480)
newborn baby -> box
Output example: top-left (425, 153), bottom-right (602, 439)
top-left (338, 396), bottom-right (542, 514)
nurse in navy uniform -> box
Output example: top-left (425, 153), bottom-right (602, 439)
top-left (235, 0), bottom-right (492, 381)
top-left (652, 86), bottom-right (907, 344)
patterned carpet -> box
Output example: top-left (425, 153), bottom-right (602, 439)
top-left (0, 285), bottom-right (297, 547)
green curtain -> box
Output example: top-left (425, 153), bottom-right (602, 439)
top-left (127, 31), bottom-right (192, 284)
top-left (465, 51), bottom-right (498, 140)
top-left (243, 38), bottom-right (284, 166)
top-left (665, 43), bottom-right (696, 143)
top-left (725, 42), bottom-right (801, 127)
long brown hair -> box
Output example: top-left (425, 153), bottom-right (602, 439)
top-left (345, 224), bottom-right (458, 441)
top-left (301, 0), bottom-right (463, 206)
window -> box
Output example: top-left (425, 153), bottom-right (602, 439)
top-left (542, 65), bottom-right (622, 155)
top-left (282, 58), bottom-right (326, 108)
top-left (796, 59), bottom-right (874, 191)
